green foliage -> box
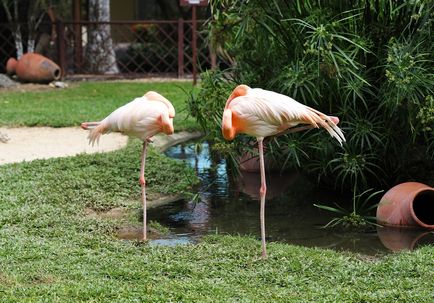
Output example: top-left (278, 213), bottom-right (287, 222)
top-left (149, 220), bottom-right (170, 235)
top-left (194, 0), bottom-right (434, 199)
top-left (416, 95), bottom-right (434, 135)
top-left (315, 188), bottom-right (383, 229)
top-left (186, 69), bottom-right (232, 136)
top-left (0, 140), bottom-right (198, 214)
top-left (186, 69), bottom-right (245, 169)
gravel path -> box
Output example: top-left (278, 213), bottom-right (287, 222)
top-left (0, 127), bottom-right (128, 165)
top-left (0, 127), bottom-right (203, 165)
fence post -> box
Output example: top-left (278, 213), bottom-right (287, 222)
top-left (56, 20), bottom-right (66, 77)
top-left (178, 18), bottom-right (184, 78)
top-left (73, 0), bottom-right (83, 73)
top-left (192, 5), bottom-right (197, 85)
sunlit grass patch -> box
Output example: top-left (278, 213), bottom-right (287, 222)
top-left (0, 81), bottom-right (199, 130)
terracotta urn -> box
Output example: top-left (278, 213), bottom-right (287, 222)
top-left (376, 182), bottom-right (434, 229)
top-left (6, 57), bottom-right (17, 75)
top-left (8, 53), bottom-right (61, 83)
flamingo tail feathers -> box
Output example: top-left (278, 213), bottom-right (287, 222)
top-left (81, 121), bottom-right (109, 146)
top-left (80, 122), bottom-right (101, 130)
top-left (305, 107), bottom-right (346, 145)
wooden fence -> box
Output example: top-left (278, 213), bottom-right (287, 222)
top-left (0, 19), bottom-right (215, 80)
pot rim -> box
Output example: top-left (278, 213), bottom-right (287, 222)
top-left (410, 187), bottom-right (434, 229)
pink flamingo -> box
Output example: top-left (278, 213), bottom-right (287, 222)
top-left (81, 91), bottom-right (175, 241)
top-left (222, 84), bottom-right (345, 258)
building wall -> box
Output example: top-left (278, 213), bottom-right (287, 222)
top-left (110, 0), bottom-right (136, 42)
top-left (111, 0), bottom-right (136, 20)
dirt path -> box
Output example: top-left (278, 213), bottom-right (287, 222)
top-left (0, 127), bottom-right (128, 165)
top-left (0, 127), bottom-right (203, 165)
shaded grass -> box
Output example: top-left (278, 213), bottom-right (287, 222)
top-left (0, 81), bottom-right (198, 130)
top-left (0, 142), bottom-right (433, 302)
top-left (0, 139), bottom-right (198, 214)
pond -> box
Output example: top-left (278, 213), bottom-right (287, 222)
top-left (147, 141), bottom-right (434, 255)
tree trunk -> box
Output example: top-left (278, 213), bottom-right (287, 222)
top-left (27, 0), bottom-right (46, 54)
top-left (87, 0), bottom-right (119, 74)
top-left (1, 0), bottom-right (24, 58)
top-left (13, 25), bottom-right (24, 58)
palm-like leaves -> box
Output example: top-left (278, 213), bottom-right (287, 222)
top-left (193, 0), bottom-right (434, 228)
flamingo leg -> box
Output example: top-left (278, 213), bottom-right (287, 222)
top-left (258, 138), bottom-right (267, 259)
top-left (140, 141), bottom-right (148, 241)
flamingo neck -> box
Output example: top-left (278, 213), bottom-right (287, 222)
top-left (225, 84), bottom-right (249, 109)
top-left (222, 109), bottom-right (236, 140)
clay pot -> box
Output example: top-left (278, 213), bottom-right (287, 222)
top-left (6, 57), bottom-right (17, 75)
top-left (14, 53), bottom-right (61, 83)
top-left (376, 182), bottom-right (434, 229)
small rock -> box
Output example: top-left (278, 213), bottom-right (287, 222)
top-left (0, 74), bottom-right (18, 88)
top-left (49, 81), bottom-right (68, 89)
top-left (0, 132), bottom-right (10, 143)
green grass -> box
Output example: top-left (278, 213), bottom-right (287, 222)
top-left (0, 144), bottom-right (433, 302)
top-left (0, 81), bottom-right (198, 130)
top-left (0, 81), bottom-right (433, 302)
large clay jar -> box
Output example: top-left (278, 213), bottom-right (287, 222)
top-left (6, 57), bottom-right (17, 75)
top-left (14, 53), bottom-right (61, 83)
top-left (376, 182), bottom-right (434, 229)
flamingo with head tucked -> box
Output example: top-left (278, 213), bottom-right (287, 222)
top-left (81, 91), bottom-right (175, 241)
top-left (222, 84), bottom-right (345, 259)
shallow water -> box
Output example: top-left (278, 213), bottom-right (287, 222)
top-left (145, 142), bottom-right (434, 255)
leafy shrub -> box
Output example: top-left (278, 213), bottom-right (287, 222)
top-left (189, 0), bottom-right (434, 204)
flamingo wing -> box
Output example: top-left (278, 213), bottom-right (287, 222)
top-left (229, 88), bottom-right (345, 144)
top-left (84, 95), bottom-right (174, 145)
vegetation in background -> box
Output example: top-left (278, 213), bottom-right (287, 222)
top-left (188, 0), bottom-right (434, 222)
top-left (315, 188), bottom-right (383, 229)
top-left (0, 81), bottom-right (199, 130)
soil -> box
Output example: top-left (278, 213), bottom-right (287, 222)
top-left (0, 126), bottom-right (128, 165)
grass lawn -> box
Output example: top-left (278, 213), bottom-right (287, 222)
top-left (0, 81), bottom-right (198, 130)
top-left (0, 81), bottom-right (433, 302)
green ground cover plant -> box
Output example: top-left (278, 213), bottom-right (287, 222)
top-left (0, 81), bottom-right (198, 130)
top-left (0, 80), bottom-right (433, 301)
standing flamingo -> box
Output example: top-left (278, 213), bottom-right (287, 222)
top-left (81, 91), bottom-right (175, 241)
top-left (222, 84), bottom-right (345, 259)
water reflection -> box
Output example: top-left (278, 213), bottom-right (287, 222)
top-left (146, 142), bottom-right (434, 254)
top-left (237, 170), bottom-right (297, 200)
top-left (116, 226), bottom-right (196, 246)
top-left (377, 227), bottom-right (434, 251)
